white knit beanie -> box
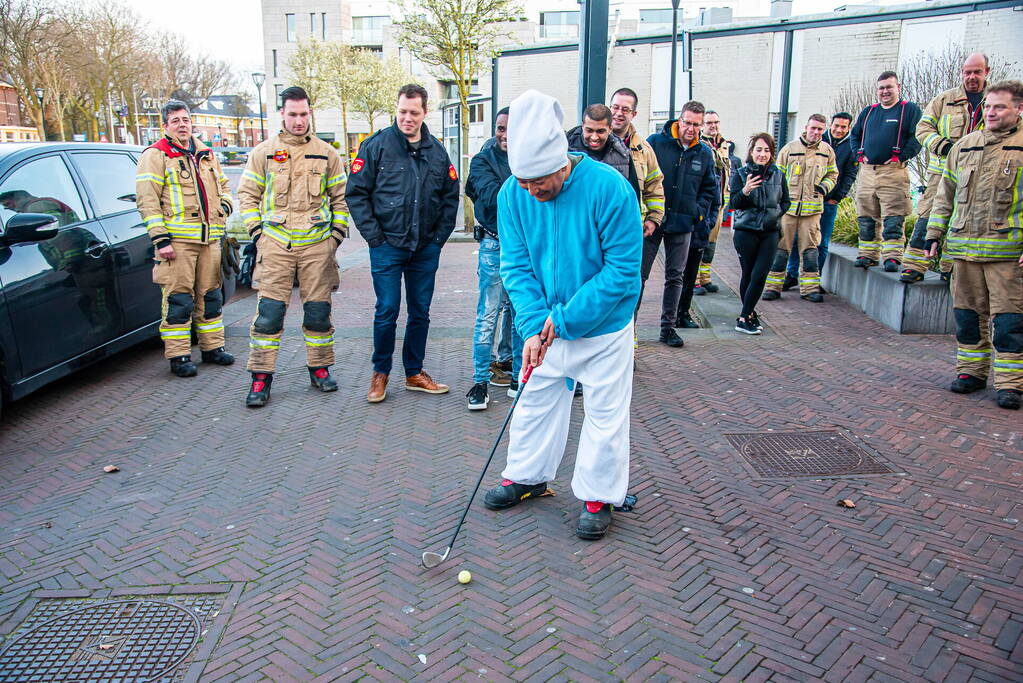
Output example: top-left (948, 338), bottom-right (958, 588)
top-left (507, 89), bottom-right (569, 179)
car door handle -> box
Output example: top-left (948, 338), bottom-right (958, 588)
top-left (84, 242), bottom-right (108, 258)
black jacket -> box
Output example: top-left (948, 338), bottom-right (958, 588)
top-left (728, 163), bottom-right (790, 233)
top-left (565, 126), bottom-right (641, 201)
top-left (647, 121), bottom-right (718, 236)
top-left (465, 137), bottom-right (511, 238)
top-left (822, 130), bottom-right (859, 202)
top-left (848, 100), bottom-right (923, 165)
top-left (346, 122), bottom-right (461, 249)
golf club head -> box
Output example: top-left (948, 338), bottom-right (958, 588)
top-left (421, 547), bottom-right (450, 568)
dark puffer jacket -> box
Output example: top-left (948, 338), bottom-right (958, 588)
top-left (646, 120), bottom-right (718, 236)
top-left (728, 163), bottom-right (791, 232)
top-left (565, 126), bottom-right (641, 200)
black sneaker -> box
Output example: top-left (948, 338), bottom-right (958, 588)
top-left (576, 501), bottom-right (612, 540)
top-left (854, 257), bottom-right (876, 269)
top-left (693, 284), bottom-right (707, 296)
top-left (507, 378), bottom-right (519, 399)
top-left (761, 290), bottom-right (780, 301)
top-left (659, 327), bottom-right (684, 348)
top-left (950, 374), bottom-right (986, 394)
top-left (703, 282), bottom-right (719, 293)
top-left (735, 317), bottom-right (762, 335)
top-left (308, 366), bottom-right (338, 392)
top-left (749, 311), bottom-right (764, 331)
top-left (201, 347), bottom-right (235, 365)
top-left (676, 312), bottom-right (700, 329)
top-left (483, 479), bottom-right (547, 510)
top-left (900, 269), bottom-right (924, 283)
top-left (996, 389), bottom-right (1021, 410)
top-left (246, 372), bottom-right (273, 407)
top-left (801, 292), bottom-right (824, 303)
top-left (467, 382), bottom-right (489, 410)
top-left (782, 274), bottom-right (798, 291)
top-left (170, 355), bottom-right (198, 377)
top-left (883, 258), bottom-right (900, 272)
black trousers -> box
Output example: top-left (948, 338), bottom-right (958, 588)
top-left (639, 229), bottom-right (692, 328)
top-left (674, 245), bottom-right (705, 324)
top-left (733, 229), bottom-right (779, 318)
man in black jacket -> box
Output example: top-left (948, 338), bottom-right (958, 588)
top-left (347, 84), bottom-right (460, 403)
top-left (566, 104), bottom-right (641, 199)
top-left (643, 100), bottom-right (718, 348)
top-left (783, 112), bottom-right (859, 289)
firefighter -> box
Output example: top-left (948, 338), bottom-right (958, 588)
top-left (237, 86), bottom-right (349, 407)
top-left (135, 99), bottom-right (235, 378)
top-left (901, 52), bottom-right (990, 283)
top-left (695, 110), bottom-right (732, 298)
top-left (926, 80), bottom-right (1023, 411)
top-left (763, 114), bottom-right (838, 302)
top-left (849, 71), bottom-right (923, 271)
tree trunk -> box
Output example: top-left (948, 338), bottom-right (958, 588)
top-left (340, 101), bottom-right (349, 161)
top-left (459, 99), bottom-right (473, 233)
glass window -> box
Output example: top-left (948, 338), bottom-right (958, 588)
top-left (272, 49), bottom-right (278, 77)
top-left (640, 9), bottom-right (674, 24)
top-left (310, 12), bottom-right (316, 34)
top-left (0, 155), bottom-right (85, 228)
top-left (69, 153), bottom-right (139, 217)
top-left (274, 84), bottom-right (284, 108)
top-left (286, 13), bottom-right (296, 42)
top-left (540, 11), bottom-right (579, 38)
top-left (321, 13), bottom-right (327, 39)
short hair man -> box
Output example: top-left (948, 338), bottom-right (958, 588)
top-left (925, 80), bottom-right (1023, 410)
top-left (464, 106), bottom-right (523, 410)
top-left (849, 71), bottom-right (923, 271)
top-left (136, 99), bottom-right (235, 377)
top-left (347, 84), bottom-right (461, 403)
top-left (902, 52), bottom-right (991, 283)
top-left (609, 88), bottom-right (665, 243)
top-left (784, 112), bottom-right (858, 290)
top-left (482, 89), bottom-right (642, 540)
top-left (763, 114), bottom-right (838, 302)
top-left (692, 109), bottom-right (732, 300)
top-left (566, 103), bottom-right (642, 197)
top-left (237, 86), bottom-right (350, 406)
top-left (643, 101), bottom-right (719, 347)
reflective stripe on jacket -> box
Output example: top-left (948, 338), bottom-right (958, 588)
top-left (776, 136), bottom-right (838, 216)
top-left (623, 124), bottom-right (665, 225)
top-left (917, 85), bottom-right (986, 176)
top-left (927, 123), bottom-right (1023, 261)
top-left (237, 129), bottom-right (349, 248)
top-left (135, 136), bottom-right (232, 248)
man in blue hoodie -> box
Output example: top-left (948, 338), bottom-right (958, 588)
top-left (481, 90), bottom-right (642, 541)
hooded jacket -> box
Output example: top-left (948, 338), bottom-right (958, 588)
top-left (646, 120), bottom-right (718, 236)
top-left (822, 129), bottom-right (858, 202)
top-left (465, 137), bottom-right (511, 238)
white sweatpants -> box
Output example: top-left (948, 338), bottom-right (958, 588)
top-left (501, 324), bottom-right (634, 505)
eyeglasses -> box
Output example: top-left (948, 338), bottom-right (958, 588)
top-left (610, 105), bottom-right (634, 114)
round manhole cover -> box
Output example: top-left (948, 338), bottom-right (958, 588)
top-left (0, 600), bottom-right (200, 682)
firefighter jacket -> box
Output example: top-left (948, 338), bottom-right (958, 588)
top-left (701, 133), bottom-right (732, 206)
top-left (916, 85), bottom-right (986, 176)
top-left (237, 128), bottom-right (349, 248)
top-left (926, 122), bottom-right (1023, 261)
top-left (623, 124), bottom-right (665, 225)
top-left (822, 130), bottom-right (858, 202)
top-left (777, 136), bottom-right (838, 217)
top-left (647, 120), bottom-right (718, 236)
top-left (346, 122), bottom-right (460, 250)
top-left (136, 136), bottom-right (232, 249)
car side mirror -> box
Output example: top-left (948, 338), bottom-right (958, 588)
top-left (1, 213), bottom-right (59, 246)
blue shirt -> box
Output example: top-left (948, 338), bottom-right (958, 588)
top-left (498, 154), bottom-right (643, 341)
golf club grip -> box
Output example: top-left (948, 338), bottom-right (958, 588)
top-left (445, 365), bottom-right (534, 550)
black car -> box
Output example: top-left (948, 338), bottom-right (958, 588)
top-left (0, 143), bottom-right (232, 418)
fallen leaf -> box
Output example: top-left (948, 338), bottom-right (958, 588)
top-left (837, 499), bottom-right (856, 509)
top-left (103, 465), bottom-right (120, 473)
top-left (538, 488), bottom-right (556, 497)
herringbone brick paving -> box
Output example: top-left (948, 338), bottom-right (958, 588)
top-left (1, 229), bottom-right (1020, 682)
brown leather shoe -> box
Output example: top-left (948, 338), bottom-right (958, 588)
top-left (367, 371), bottom-right (388, 403)
top-left (405, 371), bottom-right (449, 394)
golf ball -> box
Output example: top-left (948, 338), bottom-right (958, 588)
top-left (458, 570), bottom-right (472, 584)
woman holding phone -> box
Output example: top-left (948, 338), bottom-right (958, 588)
top-left (728, 133), bottom-right (790, 334)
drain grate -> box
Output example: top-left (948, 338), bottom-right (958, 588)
top-left (725, 430), bottom-right (898, 479)
top-left (0, 600), bottom-right (199, 682)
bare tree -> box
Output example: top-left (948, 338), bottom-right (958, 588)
top-left (325, 43), bottom-right (364, 157)
top-left (149, 34), bottom-right (232, 108)
top-left (0, 0), bottom-right (60, 137)
top-left (286, 38), bottom-right (336, 130)
top-left (352, 54), bottom-right (417, 138)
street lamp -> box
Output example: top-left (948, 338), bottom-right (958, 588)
top-left (251, 71), bottom-right (266, 143)
top-left (668, 0), bottom-right (681, 122)
top-left (34, 86), bottom-right (46, 141)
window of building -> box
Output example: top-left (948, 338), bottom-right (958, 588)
top-left (0, 155), bottom-right (85, 228)
top-left (468, 103), bottom-right (484, 123)
top-left (310, 12), bottom-right (316, 35)
top-left (352, 15), bottom-right (388, 44)
top-left (540, 11), bottom-right (579, 39)
top-left (272, 49), bottom-right (277, 77)
top-left (640, 9), bottom-right (674, 25)
top-left (274, 84), bottom-right (284, 108)
top-left (68, 153), bottom-right (138, 217)
top-left (286, 13), bottom-right (296, 42)
top-left (321, 13), bottom-right (327, 39)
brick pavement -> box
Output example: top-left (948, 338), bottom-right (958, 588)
top-left (1, 229), bottom-right (1021, 682)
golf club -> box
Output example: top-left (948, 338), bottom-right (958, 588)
top-left (421, 364), bottom-right (535, 569)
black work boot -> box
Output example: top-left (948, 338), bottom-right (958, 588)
top-left (801, 291), bottom-right (824, 303)
top-left (996, 389), bottom-right (1021, 410)
top-left (854, 257), bottom-right (876, 269)
top-left (659, 327), bottom-right (685, 348)
top-left (308, 366), bottom-right (338, 392)
top-left (246, 372), bottom-right (273, 407)
top-left (169, 355), bottom-right (198, 377)
top-left (576, 501), bottom-right (612, 540)
top-left (703, 282), bottom-right (719, 293)
top-left (782, 274), bottom-right (798, 291)
top-left (483, 480), bottom-right (548, 510)
top-left (883, 258), bottom-right (900, 272)
top-left (201, 347), bottom-right (235, 365)
top-left (950, 374), bottom-right (986, 394)
top-left (761, 290), bottom-right (780, 301)
top-left (900, 269), bottom-right (924, 283)
top-left (676, 312), bottom-right (700, 329)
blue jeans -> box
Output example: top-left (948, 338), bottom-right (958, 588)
top-left (370, 242), bottom-right (441, 376)
top-left (494, 294), bottom-right (512, 364)
top-left (787, 201), bottom-right (838, 279)
top-left (473, 238), bottom-right (522, 384)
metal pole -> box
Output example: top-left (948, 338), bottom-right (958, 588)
top-left (669, 0), bottom-right (680, 120)
top-left (35, 95), bottom-right (46, 141)
top-left (257, 89), bottom-right (266, 142)
top-left (491, 56), bottom-right (499, 136)
top-left (577, 0), bottom-right (609, 117)
top-left (777, 30), bottom-right (794, 146)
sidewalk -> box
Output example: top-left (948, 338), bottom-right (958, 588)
top-left (0, 230), bottom-right (1020, 682)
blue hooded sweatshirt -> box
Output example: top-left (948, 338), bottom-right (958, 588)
top-left (498, 154), bottom-right (643, 342)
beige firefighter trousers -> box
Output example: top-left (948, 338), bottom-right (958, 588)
top-left (951, 260), bottom-right (1023, 391)
top-left (856, 163), bottom-right (912, 263)
top-left (152, 240), bottom-right (224, 359)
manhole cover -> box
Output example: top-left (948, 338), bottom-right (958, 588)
top-left (0, 600), bottom-right (200, 682)
top-left (725, 430), bottom-right (898, 479)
